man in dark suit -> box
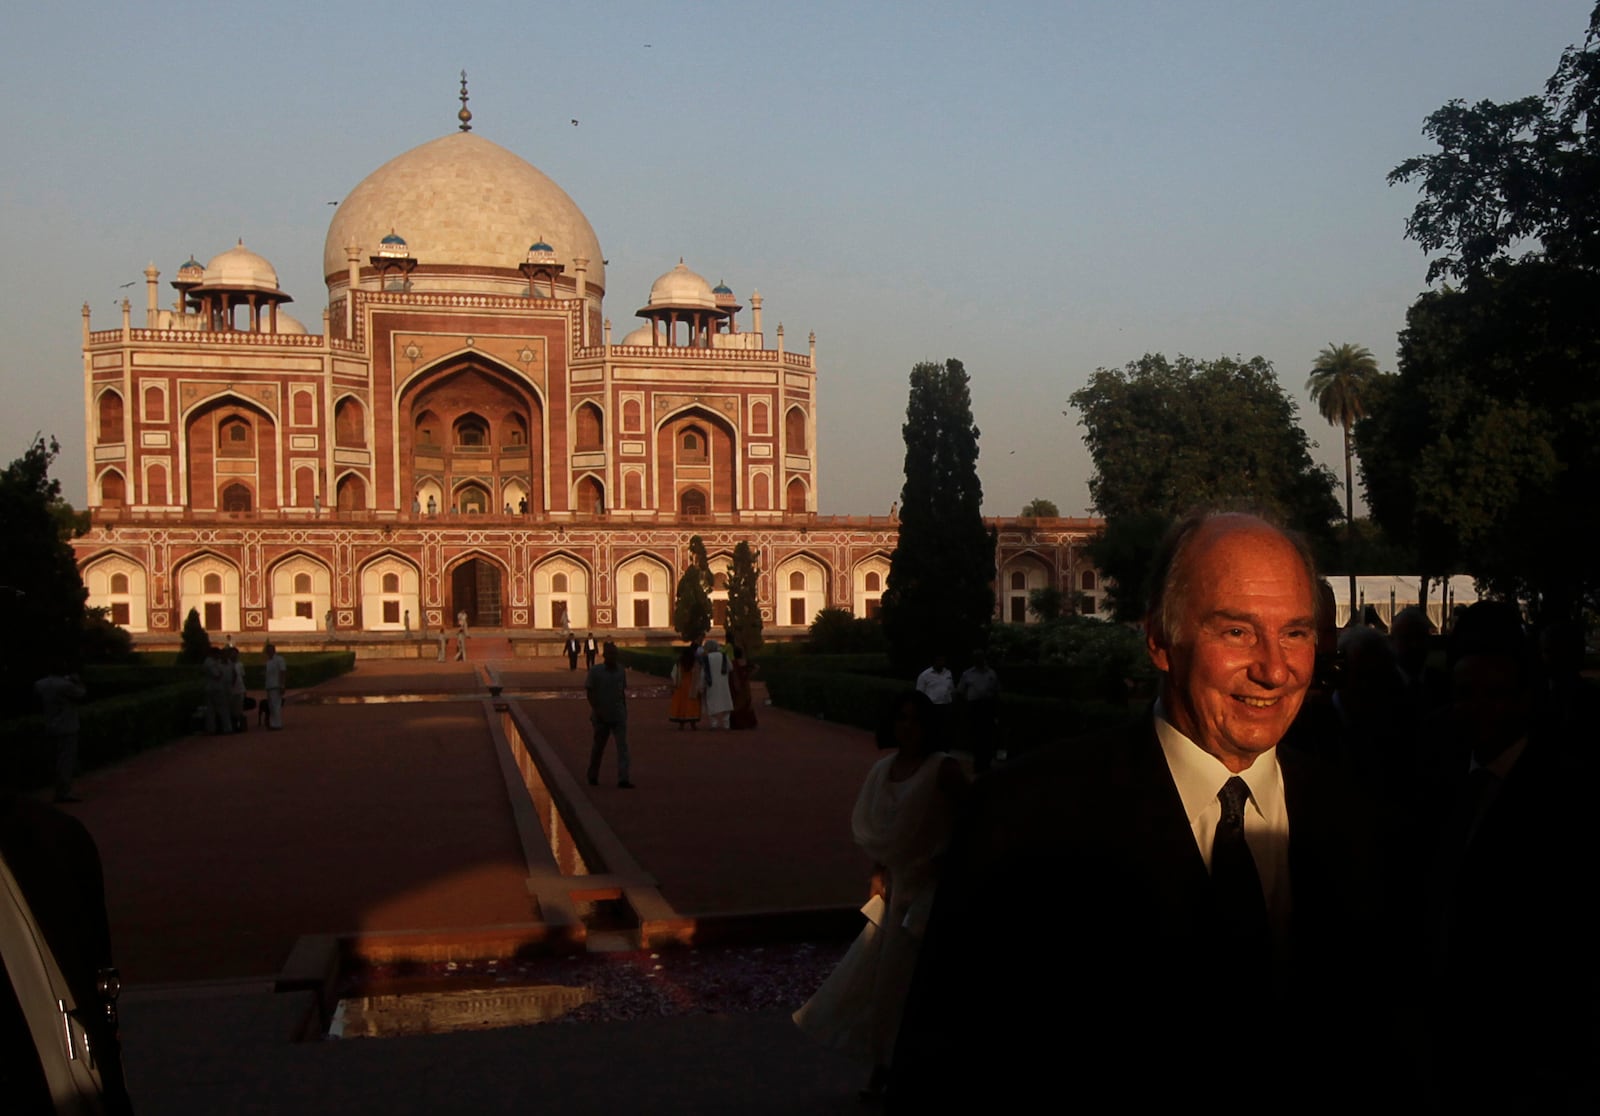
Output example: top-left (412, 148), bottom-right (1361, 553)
top-left (890, 512), bottom-right (1382, 1108)
top-left (1414, 602), bottom-right (1594, 1110)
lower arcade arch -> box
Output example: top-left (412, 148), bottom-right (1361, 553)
top-left (267, 554), bottom-right (332, 632)
top-left (360, 556), bottom-right (421, 631)
top-left (446, 553), bottom-right (506, 628)
top-left (616, 555), bottom-right (671, 629)
top-left (533, 557), bottom-right (590, 629)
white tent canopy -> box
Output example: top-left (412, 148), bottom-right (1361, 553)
top-left (1322, 574), bottom-right (1479, 630)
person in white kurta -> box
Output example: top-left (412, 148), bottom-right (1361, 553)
top-left (262, 645), bottom-right (287, 730)
top-left (795, 691), bottom-right (965, 1096)
top-left (702, 640), bottom-right (734, 729)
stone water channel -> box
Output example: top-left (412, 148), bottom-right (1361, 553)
top-left (309, 678), bottom-right (675, 1038)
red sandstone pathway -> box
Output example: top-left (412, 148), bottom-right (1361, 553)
top-left (64, 655), bottom-right (877, 984)
top-left (71, 685), bottom-right (531, 983)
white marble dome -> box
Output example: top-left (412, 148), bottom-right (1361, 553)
top-left (643, 260), bottom-right (716, 311)
top-left (274, 310), bottom-right (308, 335)
top-left (324, 133), bottom-right (604, 290)
top-left (619, 323), bottom-right (659, 346)
top-left (199, 241), bottom-right (283, 294)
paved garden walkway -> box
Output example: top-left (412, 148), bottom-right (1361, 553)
top-left (58, 654), bottom-right (882, 1112)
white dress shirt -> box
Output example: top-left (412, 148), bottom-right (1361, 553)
top-left (1154, 706), bottom-right (1292, 928)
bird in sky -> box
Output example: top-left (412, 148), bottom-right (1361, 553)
top-left (118, 281), bottom-right (136, 288)
top-left (571, 119), bottom-right (579, 126)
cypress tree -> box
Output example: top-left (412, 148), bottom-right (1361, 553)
top-left (881, 359), bottom-right (996, 672)
top-left (725, 540), bottom-right (763, 655)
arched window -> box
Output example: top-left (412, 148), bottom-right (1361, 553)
top-left (785, 407), bottom-right (806, 452)
top-left (751, 401), bottom-right (769, 435)
top-left (1081, 570), bottom-right (1097, 591)
top-left (552, 573), bottom-right (569, 593)
top-left (680, 488), bottom-right (707, 516)
top-left (575, 403), bottom-right (603, 451)
top-left (679, 425), bottom-right (707, 464)
top-left (143, 385), bottom-right (165, 422)
top-left (294, 468), bottom-right (315, 507)
top-left (334, 398), bottom-right (366, 447)
top-left (786, 478), bottom-right (807, 514)
top-left (503, 414), bottom-right (528, 446)
top-left (1011, 571), bottom-right (1027, 591)
top-left (221, 483), bottom-right (252, 512)
top-left (454, 415), bottom-right (488, 447)
top-left (336, 473), bottom-right (366, 512)
top-left (218, 416), bottom-right (252, 457)
top-left (789, 571), bottom-right (806, 591)
top-left (100, 470), bottom-right (125, 506)
top-left (576, 477), bottom-right (604, 514)
top-left (622, 399), bottom-right (642, 432)
top-left (147, 463), bottom-right (168, 505)
top-left (294, 573), bottom-right (312, 593)
top-left (110, 573), bottom-right (129, 594)
top-left (97, 392), bottom-right (123, 444)
top-left (713, 572), bottom-right (728, 591)
top-left (293, 391), bottom-right (314, 427)
top-left (865, 572), bottom-right (881, 592)
top-left (382, 572), bottom-right (400, 593)
top-left (203, 573), bottom-right (223, 594)
top-left (624, 471), bottom-right (643, 509)
top-left (753, 472), bottom-right (770, 510)
top-left (457, 482), bottom-right (488, 514)
top-left (633, 572), bottom-right (650, 592)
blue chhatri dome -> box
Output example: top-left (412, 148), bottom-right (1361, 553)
top-left (712, 280), bottom-right (733, 295)
top-left (529, 239), bottom-right (554, 252)
top-left (381, 231), bottom-right (408, 246)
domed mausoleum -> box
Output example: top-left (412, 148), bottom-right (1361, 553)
top-left (73, 100), bottom-right (1101, 642)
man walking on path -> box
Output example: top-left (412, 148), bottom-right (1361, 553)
top-left (262, 643), bottom-right (287, 730)
top-left (34, 666), bottom-right (86, 802)
top-left (584, 632), bottom-right (598, 669)
top-left (564, 632), bottom-right (581, 671)
top-left (585, 642), bottom-right (632, 788)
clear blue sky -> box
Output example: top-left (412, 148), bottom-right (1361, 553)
top-left (1, 1), bottom-right (1589, 514)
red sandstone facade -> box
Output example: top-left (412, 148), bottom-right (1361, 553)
top-left (71, 124), bottom-right (1104, 641)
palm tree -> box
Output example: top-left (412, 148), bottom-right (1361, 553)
top-left (1307, 343), bottom-right (1380, 622)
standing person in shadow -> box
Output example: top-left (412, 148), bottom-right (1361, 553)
top-left (1413, 601), bottom-right (1595, 1111)
top-left (668, 644), bottom-right (703, 730)
top-left (889, 511), bottom-right (1384, 1109)
top-left (795, 690), bottom-right (967, 1101)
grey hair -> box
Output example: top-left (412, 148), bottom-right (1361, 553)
top-left (1145, 509), bottom-right (1321, 646)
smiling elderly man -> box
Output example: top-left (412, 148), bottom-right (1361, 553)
top-left (889, 511), bottom-right (1384, 1109)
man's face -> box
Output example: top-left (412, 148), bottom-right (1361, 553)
top-left (1147, 521), bottom-right (1316, 772)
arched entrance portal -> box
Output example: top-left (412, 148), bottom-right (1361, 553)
top-left (448, 557), bottom-right (504, 628)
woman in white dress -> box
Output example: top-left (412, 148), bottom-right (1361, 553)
top-left (794, 690), bottom-right (967, 1098)
top-left (702, 639), bottom-right (734, 729)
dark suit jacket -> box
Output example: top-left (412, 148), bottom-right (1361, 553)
top-left (1414, 724), bottom-right (1596, 1109)
top-left (890, 712), bottom-right (1383, 1110)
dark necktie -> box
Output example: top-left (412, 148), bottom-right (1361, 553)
top-left (1213, 776), bottom-right (1270, 951)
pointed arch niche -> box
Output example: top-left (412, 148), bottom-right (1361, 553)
top-left (399, 359), bottom-right (545, 517)
top-left (268, 554), bottom-right (332, 631)
top-left (656, 407), bottom-right (736, 515)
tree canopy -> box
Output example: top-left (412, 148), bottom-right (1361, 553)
top-left (1367, 4), bottom-right (1600, 620)
top-left (1019, 498), bottom-right (1060, 517)
top-left (672, 535), bottom-right (713, 642)
top-left (881, 359), bottom-right (996, 670)
top-left (1069, 353), bottom-right (1339, 621)
top-left (0, 438), bottom-right (90, 703)
top-left (724, 540), bottom-right (763, 655)
top-left (1388, 4), bottom-right (1600, 283)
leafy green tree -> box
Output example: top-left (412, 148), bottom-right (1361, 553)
top-left (881, 359), bottom-right (997, 672)
top-left (1357, 267), bottom-right (1600, 619)
top-left (1369, 4), bottom-right (1600, 620)
top-left (724, 540), bottom-right (763, 656)
top-left (180, 607), bottom-right (210, 663)
top-left (1307, 342), bottom-right (1381, 618)
top-left (0, 437), bottom-right (89, 705)
top-left (1387, 4), bottom-right (1600, 283)
top-left (1026, 586), bottom-right (1064, 622)
top-left (807, 607), bottom-right (886, 654)
top-left (1069, 354), bottom-right (1339, 619)
top-left (1019, 498), bottom-right (1060, 517)
top-left (672, 535), bottom-right (714, 642)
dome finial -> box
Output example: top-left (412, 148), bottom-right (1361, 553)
top-left (458, 70), bottom-right (473, 132)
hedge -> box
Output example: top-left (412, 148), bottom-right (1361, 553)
top-left (1, 651), bottom-right (354, 791)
